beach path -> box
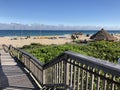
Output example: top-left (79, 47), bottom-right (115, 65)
top-left (0, 47), bottom-right (39, 90)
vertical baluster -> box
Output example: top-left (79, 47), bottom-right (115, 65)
top-left (61, 61), bottom-right (64, 83)
top-left (53, 65), bottom-right (55, 84)
top-left (97, 70), bottom-right (100, 90)
top-left (26, 56), bottom-right (27, 67)
top-left (56, 63), bottom-right (58, 83)
top-left (64, 58), bottom-right (69, 89)
top-left (52, 66), bottom-right (54, 84)
top-left (58, 62), bottom-right (60, 83)
top-left (73, 61), bottom-right (76, 89)
top-left (37, 67), bottom-right (39, 79)
top-left (37, 69), bottom-right (40, 81)
top-left (17, 52), bottom-right (19, 59)
top-left (111, 76), bottom-right (115, 90)
top-left (85, 66), bottom-right (89, 90)
top-left (25, 56), bottom-right (27, 67)
top-left (28, 57), bottom-right (31, 69)
top-left (43, 70), bottom-right (45, 84)
top-left (58, 62), bottom-right (61, 83)
top-left (33, 64), bottom-right (36, 76)
top-left (70, 60), bottom-right (73, 88)
top-left (46, 68), bottom-right (49, 83)
top-left (27, 57), bottom-right (30, 68)
top-left (31, 61), bottom-right (33, 73)
top-left (103, 73), bottom-right (107, 90)
top-left (81, 64), bottom-right (84, 90)
top-left (23, 54), bottom-right (25, 64)
top-left (23, 54), bottom-right (25, 65)
top-left (24, 55), bottom-right (25, 65)
top-left (27, 57), bottom-right (30, 69)
top-left (21, 54), bottom-right (23, 63)
top-left (36, 67), bottom-right (38, 79)
top-left (59, 61), bottom-right (62, 83)
top-left (25, 56), bottom-right (27, 66)
top-left (50, 67), bottom-right (53, 83)
top-left (77, 63), bottom-right (80, 90)
top-left (90, 68), bottom-right (95, 90)
top-left (55, 64), bottom-right (57, 84)
top-left (60, 61), bottom-right (62, 83)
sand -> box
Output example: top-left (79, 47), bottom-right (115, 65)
top-left (0, 34), bottom-right (120, 47)
top-left (0, 35), bottom-right (72, 47)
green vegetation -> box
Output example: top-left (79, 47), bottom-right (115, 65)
top-left (21, 41), bottom-right (120, 63)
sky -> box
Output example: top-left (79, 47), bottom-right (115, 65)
top-left (0, 0), bottom-right (120, 29)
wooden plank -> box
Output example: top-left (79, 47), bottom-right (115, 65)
top-left (0, 49), bottom-right (39, 89)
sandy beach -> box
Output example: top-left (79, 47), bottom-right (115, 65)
top-left (0, 35), bottom-right (72, 47)
top-left (0, 34), bottom-right (120, 47)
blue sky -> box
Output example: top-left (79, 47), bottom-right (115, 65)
top-left (0, 0), bottom-right (120, 27)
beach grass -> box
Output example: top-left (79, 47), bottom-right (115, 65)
top-left (21, 41), bottom-right (120, 64)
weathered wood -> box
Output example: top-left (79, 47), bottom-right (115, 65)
top-left (77, 63), bottom-right (80, 90)
top-left (3, 45), bottom-right (120, 90)
top-left (58, 62), bottom-right (60, 83)
top-left (90, 68), bottom-right (95, 90)
top-left (81, 64), bottom-right (84, 90)
top-left (85, 66), bottom-right (89, 90)
top-left (73, 61), bottom-right (76, 90)
top-left (61, 61), bottom-right (64, 83)
top-left (96, 71), bottom-right (100, 90)
top-left (70, 59), bottom-right (73, 88)
top-left (103, 73), bottom-right (107, 90)
top-left (64, 59), bottom-right (70, 89)
top-left (9, 45), bottom-right (43, 86)
top-left (65, 51), bottom-right (120, 76)
top-left (111, 76), bottom-right (115, 90)
top-left (0, 49), bottom-right (39, 89)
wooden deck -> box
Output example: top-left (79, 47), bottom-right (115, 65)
top-left (0, 49), bottom-right (39, 90)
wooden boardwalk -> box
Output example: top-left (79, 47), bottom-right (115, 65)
top-left (0, 49), bottom-right (39, 90)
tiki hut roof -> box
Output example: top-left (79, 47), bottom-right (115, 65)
top-left (90, 28), bottom-right (116, 41)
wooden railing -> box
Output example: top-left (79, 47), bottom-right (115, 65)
top-left (2, 44), bottom-right (9, 53)
top-left (2, 45), bottom-right (120, 90)
top-left (3, 45), bottom-right (44, 86)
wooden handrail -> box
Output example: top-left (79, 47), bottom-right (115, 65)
top-left (43, 51), bottom-right (120, 90)
top-left (65, 51), bottom-right (120, 76)
top-left (8, 45), bottom-right (44, 86)
top-left (2, 44), bottom-right (9, 53)
top-left (2, 44), bottom-right (120, 90)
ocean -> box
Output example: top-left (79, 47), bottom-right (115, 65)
top-left (0, 30), bottom-right (120, 37)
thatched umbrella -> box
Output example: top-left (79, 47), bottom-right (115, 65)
top-left (90, 28), bottom-right (116, 41)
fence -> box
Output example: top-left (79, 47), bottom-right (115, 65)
top-left (2, 44), bottom-right (120, 90)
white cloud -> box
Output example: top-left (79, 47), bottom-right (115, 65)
top-left (0, 23), bottom-right (120, 30)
